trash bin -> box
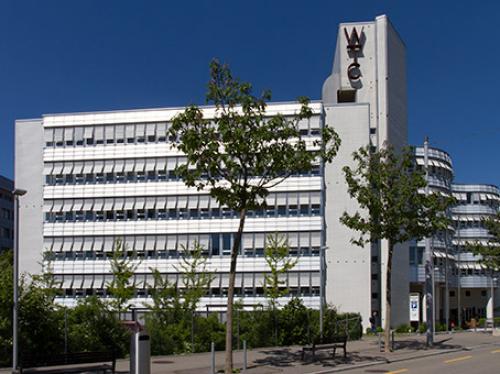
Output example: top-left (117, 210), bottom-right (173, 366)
top-left (130, 330), bottom-right (151, 374)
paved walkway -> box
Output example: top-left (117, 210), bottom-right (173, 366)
top-left (1, 331), bottom-right (498, 373)
top-left (115, 331), bottom-right (500, 373)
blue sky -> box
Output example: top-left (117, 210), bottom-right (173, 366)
top-left (1, 0), bottom-right (498, 186)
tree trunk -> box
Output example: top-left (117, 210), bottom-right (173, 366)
top-left (384, 241), bottom-right (394, 352)
top-left (224, 208), bottom-right (246, 374)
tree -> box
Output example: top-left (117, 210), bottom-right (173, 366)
top-left (107, 239), bottom-right (140, 318)
top-left (148, 242), bottom-right (215, 353)
top-left (175, 242), bottom-right (215, 313)
top-left (263, 234), bottom-right (297, 309)
top-left (0, 250), bottom-right (13, 366)
top-left (67, 296), bottom-right (130, 357)
top-left (263, 234), bottom-right (297, 344)
top-left (469, 212), bottom-right (500, 269)
top-left (340, 145), bottom-right (454, 352)
top-left (169, 60), bottom-right (340, 373)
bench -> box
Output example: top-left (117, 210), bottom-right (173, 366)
top-left (302, 335), bottom-right (348, 360)
top-left (19, 351), bottom-right (116, 374)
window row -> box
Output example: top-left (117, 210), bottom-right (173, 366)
top-left (43, 231), bottom-right (322, 255)
top-left (44, 117), bottom-right (322, 148)
top-left (43, 192), bottom-right (322, 222)
top-left (44, 166), bottom-right (321, 185)
top-left (45, 205), bottom-right (321, 223)
top-left (60, 286), bottom-right (321, 299)
top-left (54, 271), bottom-right (320, 298)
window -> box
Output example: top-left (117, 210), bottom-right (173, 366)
top-left (481, 290), bottom-right (487, 297)
top-left (211, 234), bottom-right (220, 255)
top-left (222, 234), bottom-right (231, 255)
top-left (465, 290), bottom-right (471, 297)
top-left (337, 89), bottom-right (356, 103)
top-left (449, 291), bottom-right (455, 297)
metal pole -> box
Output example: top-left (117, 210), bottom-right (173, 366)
top-left (211, 342), bottom-right (215, 374)
top-left (191, 310), bottom-right (194, 353)
top-left (319, 245), bottom-right (325, 340)
top-left (457, 224), bottom-right (461, 328)
top-left (424, 137), bottom-right (434, 347)
top-left (243, 340), bottom-right (247, 372)
top-left (64, 308), bottom-right (68, 354)
top-left (490, 270), bottom-right (494, 326)
top-left (11, 190), bottom-right (26, 373)
top-left (444, 228), bottom-right (449, 332)
top-left (12, 194), bottom-right (20, 373)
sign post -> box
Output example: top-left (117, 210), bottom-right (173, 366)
top-left (409, 293), bottom-right (420, 324)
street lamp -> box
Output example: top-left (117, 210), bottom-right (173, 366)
top-left (12, 188), bottom-right (27, 374)
top-left (490, 271), bottom-right (498, 326)
top-left (423, 138), bottom-right (434, 347)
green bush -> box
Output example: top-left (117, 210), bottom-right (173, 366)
top-left (418, 322), bottom-right (427, 334)
top-left (66, 297), bottom-right (130, 357)
top-left (395, 324), bottom-right (413, 333)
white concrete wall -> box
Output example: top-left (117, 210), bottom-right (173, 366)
top-left (322, 15), bottom-right (409, 328)
top-left (15, 119), bottom-right (44, 276)
top-left (324, 104), bottom-right (371, 327)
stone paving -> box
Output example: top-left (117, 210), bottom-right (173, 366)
top-left (114, 330), bottom-right (500, 373)
top-left (1, 331), bottom-right (498, 373)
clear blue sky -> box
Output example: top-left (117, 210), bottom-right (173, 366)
top-left (1, 0), bottom-right (498, 186)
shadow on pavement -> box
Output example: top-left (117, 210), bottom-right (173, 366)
top-left (253, 347), bottom-right (387, 369)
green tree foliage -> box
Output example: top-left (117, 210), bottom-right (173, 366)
top-left (18, 275), bottom-right (65, 359)
top-left (263, 234), bottom-right (297, 345)
top-left (66, 297), bottom-right (130, 357)
top-left (0, 250), bottom-right (13, 366)
top-left (169, 59), bottom-right (340, 373)
top-left (263, 234), bottom-right (297, 310)
top-left (175, 242), bottom-right (215, 312)
top-left (107, 239), bottom-right (140, 317)
top-left (340, 145), bottom-right (454, 352)
top-left (147, 242), bottom-right (215, 354)
top-left (469, 212), bottom-right (500, 269)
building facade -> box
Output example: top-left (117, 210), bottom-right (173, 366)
top-left (411, 146), bottom-right (500, 326)
top-left (0, 175), bottom-right (14, 252)
top-left (452, 184), bottom-right (499, 323)
top-left (15, 15), bottom-right (409, 329)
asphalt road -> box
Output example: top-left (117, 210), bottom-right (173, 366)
top-left (347, 344), bottom-right (500, 374)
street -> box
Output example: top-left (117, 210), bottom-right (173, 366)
top-left (348, 344), bottom-right (500, 374)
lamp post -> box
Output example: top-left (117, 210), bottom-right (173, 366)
top-left (12, 188), bottom-right (27, 374)
top-left (490, 271), bottom-right (497, 325)
top-left (423, 138), bottom-right (434, 347)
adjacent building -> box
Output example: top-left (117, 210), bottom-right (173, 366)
top-left (451, 184), bottom-right (499, 323)
top-left (0, 175), bottom-right (14, 252)
top-left (411, 146), bottom-right (499, 326)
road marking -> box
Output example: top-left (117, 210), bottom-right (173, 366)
top-left (387, 369), bottom-right (408, 374)
top-left (491, 349), bottom-right (500, 354)
top-left (444, 355), bottom-right (472, 364)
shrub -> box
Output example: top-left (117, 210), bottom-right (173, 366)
top-left (418, 322), bottom-right (427, 334)
top-left (395, 324), bottom-right (413, 333)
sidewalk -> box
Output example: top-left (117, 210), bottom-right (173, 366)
top-left (115, 331), bottom-right (500, 373)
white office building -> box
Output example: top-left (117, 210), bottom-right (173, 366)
top-left (411, 146), bottom-right (500, 326)
top-left (15, 15), bottom-right (409, 329)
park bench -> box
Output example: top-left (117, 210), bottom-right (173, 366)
top-left (19, 351), bottom-right (116, 374)
top-left (301, 335), bottom-right (348, 360)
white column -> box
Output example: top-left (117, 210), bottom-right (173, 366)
top-left (422, 293), bottom-right (427, 323)
top-left (487, 289), bottom-right (494, 321)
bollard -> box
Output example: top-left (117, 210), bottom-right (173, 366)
top-left (391, 330), bottom-right (395, 351)
top-left (211, 342), bottom-right (215, 374)
top-left (243, 340), bottom-right (247, 372)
